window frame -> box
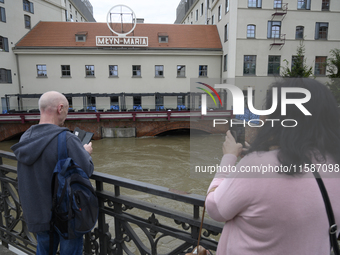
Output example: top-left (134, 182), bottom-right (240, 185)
top-left (267, 21), bottom-right (281, 39)
top-left (315, 22), bottom-right (328, 40)
top-left (322, 0), bottom-right (330, 10)
top-left (224, 54), bottom-right (228, 72)
top-left (314, 56), bottom-right (327, 76)
top-left (247, 24), bottom-right (256, 38)
top-left (297, 0), bottom-right (311, 10)
top-left (132, 65), bottom-right (141, 77)
top-left (199, 65), bottom-right (208, 77)
top-left (0, 36), bottom-right (9, 52)
top-left (24, 14), bottom-right (31, 29)
top-left (224, 24), bottom-right (229, 42)
top-left (248, 0), bottom-right (262, 8)
top-left (37, 64), bottom-right (47, 77)
top-left (268, 55), bottom-right (281, 75)
top-left (61, 65), bottom-right (71, 77)
top-left (0, 68), bottom-right (12, 83)
top-left (200, 3), bottom-right (204, 16)
top-left (0, 7), bottom-right (6, 22)
top-left (243, 55), bottom-right (256, 75)
top-left (295, 26), bottom-right (304, 39)
top-left (85, 65), bottom-right (95, 77)
top-left (274, 0), bottom-right (282, 8)
top-left (225, 0), bottom-right (230, 13)
top-left (177, 65), bottom-right (186, 78)
top-left (195, 9), bottom-right (198, 21)
top-left (109, 65), bottom-right (118, 77)
top-left (218, 5), bottom-right (222, 21)
top-left (23, 0), bottom-right (34, 14)
top-left (155, 65), bottom-right (164, 78)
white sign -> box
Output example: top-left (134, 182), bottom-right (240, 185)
top-left (96, 36), bottom-right (148, 47)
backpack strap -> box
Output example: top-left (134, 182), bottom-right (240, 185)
top-left (58, 131), bottom-right (68, 160)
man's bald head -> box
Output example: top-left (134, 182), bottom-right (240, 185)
top-left (38, 91), bottom-right (69, 126)
top-left (39, 91), bottom-right (68, 112)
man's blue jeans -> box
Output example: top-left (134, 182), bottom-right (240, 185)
top-left (36, 231), bottom-right (83, 255)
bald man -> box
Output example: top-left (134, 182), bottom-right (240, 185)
top-left (11, 91), bottom-right (93, 255)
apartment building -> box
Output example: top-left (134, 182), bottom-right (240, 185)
top-left (0, 0), bottom-right (95, 112)
top-left (176, 0), bottom-right (340, 109)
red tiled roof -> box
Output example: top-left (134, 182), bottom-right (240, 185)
top-left (15, 22), bottom-right (222, 49)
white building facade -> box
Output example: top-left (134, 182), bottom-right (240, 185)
top-left (0, 0), bottom-right (95, 112)
top-left (176, 0), bottom-right (340, 109)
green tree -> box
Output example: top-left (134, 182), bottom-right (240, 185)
top-left (327, 49), bottom-right (340, 104)
top-left (281, 40), bottom-right (313, 77)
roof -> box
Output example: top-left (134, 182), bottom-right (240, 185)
top-left (15, 22), bottom-right (222, 50)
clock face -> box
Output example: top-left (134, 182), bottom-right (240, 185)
top-left (106, 5), bottom-right (137, 37)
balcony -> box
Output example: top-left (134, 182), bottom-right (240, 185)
top-left (270, 34), bottom-right (286, 50)
top-left (271, 3), bottom-right (288, 21)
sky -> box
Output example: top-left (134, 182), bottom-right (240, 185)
top-left (91, 1), bottom-right (181, 24)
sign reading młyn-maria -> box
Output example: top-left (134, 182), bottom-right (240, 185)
top-left (96, 5), bottom-right (148, 47)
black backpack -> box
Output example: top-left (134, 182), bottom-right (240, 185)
top-left (49, 131), bottom-right (98, 250)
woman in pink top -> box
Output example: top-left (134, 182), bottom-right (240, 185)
top-left (206, 78), bottom-right (340, 255)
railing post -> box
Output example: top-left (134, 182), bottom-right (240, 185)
top-left (0, 156), bottom-right (9, 249)
top-left (96, 180), bottom-right (108, 255)
top-left (113, 185), bottom-right (123, 255)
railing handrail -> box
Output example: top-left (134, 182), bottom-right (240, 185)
top-left (0, 150), bottom-right (222, 254)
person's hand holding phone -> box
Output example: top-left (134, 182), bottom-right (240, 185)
top-left (83, 142), bottom-right (93, 155)
top-left (223, 130), bottom-right (243, 157)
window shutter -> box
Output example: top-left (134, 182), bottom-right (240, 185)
top-left (3, 37), bottom-right (8, 52)
top-left (315, 22), bottom-right (320, 39)
top-left (267, 21), bottom-right (272, 38)
top-left (1, 7), bottom-right (6, 22)
top-left (6, 69), bottom-right (11, 83)
top-left (30, 2), bottom-right (34, 14)
top-left (306, 0), bottom-right (311, 10)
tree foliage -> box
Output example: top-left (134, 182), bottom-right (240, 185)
top-left (327, 49), bottom-right (340, 104)
top-left (281, 40), bottom-right (313, 78)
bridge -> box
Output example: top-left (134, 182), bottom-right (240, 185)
top-left (0, 110), bottom-right (233, 141)
top-left (0, 150), bottom-right (223, 255)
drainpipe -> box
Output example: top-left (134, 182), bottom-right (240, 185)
top-left (15, 54), bottom-right (23, 110)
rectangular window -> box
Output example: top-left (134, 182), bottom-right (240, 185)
top-left (211, 15), bottom-right (215, 25)
top-left (315, 22), bottom-right (328, 40)
top-left (267, 21), bottom-right (281, 38)
top-left (195, 9), bottom-right (198, 21)
top-left (0, 36), bottom-right (9, 52)
top-left (274, 0), bottom-right (282, 8)
top-left (155, 94), bottom-right (164, 109)
top-left (322, 0), bottom-right (330, 10)
top-left (177, 96), bottom-right (185, 106)
top-left (201, 3), bottom-right (204, 16)
top-left (218, 5), bottom-right (222, 21)
top-left (247, 25), bottom-right (256, 38)
top-left (248, 0), bottom-right (262, 8)
top-left (37, 65), bottom-right (47, 77)
top-left (297, 0), bottom-right (311, 10)
top-left (132, 65), bottom-right (141, 77)
top-left (87, 96), bottom-right (96, 107)
top-left (133, 96), bottom-right (141, 107)
top-left (244, 55), bottom-right (256, 75)
top-left (61, 65), bottom-right (71, 77)
top-left (224, 24), bottom-right (228, 41)
top-left (268, 56), bottom-right (281, 75)
top-left (0, 0), bottom-right (4, 3)
top-left (0, 68), bottom-right (12, 83)
top-left (23, 0), bottom-right (34, 13)
top-left (225, 0), bottom-right (230, 13)
top-left (155, 65), bottom-right (164, 77)
top-left (291, 55), bottom-right (304, 69)
top-left (24, 15), bottom-right (31, 29)
top-left (109, 65), bottom-right (118, 77)
top-left (0, 7), bottom-right (6, 22)
top-left (224, 54), bottom-right (228, 72)
top-left (66, 97), bottom-right (72, 108)
top-left (315, 56), bottom-right (327, 75)
top-left (177, 65), bottom-right (186, 77)
top-left (110, 96), bottom-right (119, 107)
top-left (295, 26), bottom-right (304, 39)
top-left (85, 65), bottom-right (94, 77)
top-left (199, 65), bottom-right (208, 77)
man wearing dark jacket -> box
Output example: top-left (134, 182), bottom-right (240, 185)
top-left (11, 91), bottom-right (94, 255)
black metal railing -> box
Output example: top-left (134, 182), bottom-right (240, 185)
top-left (0, 150), bottom-right (222, 255)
